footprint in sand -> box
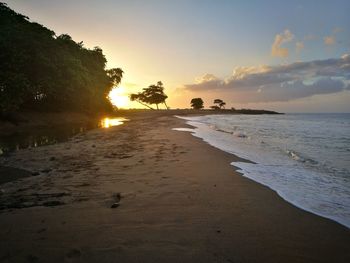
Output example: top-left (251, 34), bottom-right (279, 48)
top-left (110, 192), bottom-right (122, 208)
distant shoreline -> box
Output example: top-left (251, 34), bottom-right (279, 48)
top-left (0, 108), bottom-right (281, 134)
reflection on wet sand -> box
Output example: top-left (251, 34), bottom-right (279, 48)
top-left (100, 117), bottom-right (128, 128)
top-left (0, 117), bottom-right (128, 154)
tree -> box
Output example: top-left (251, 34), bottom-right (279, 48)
top-left (210, 105), bottom-right (220, 110)
top-left (190, 98), bottom-right (204, 109)
top-left (0, 3), bottom-right (123, 114)
top-left (106, 68), bottom-right (124, 86)
top-left (214, 99), bottom-right (226, 109)
top-left (130, 81), bottom-right (168, 110)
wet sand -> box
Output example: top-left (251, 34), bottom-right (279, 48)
top-left (0, 112), bottom-right (349, 262)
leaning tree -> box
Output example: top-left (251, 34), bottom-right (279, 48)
top-left (130, 81), bottom-right (168, 110)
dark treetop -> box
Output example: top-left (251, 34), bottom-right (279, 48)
top-left (0, 2), bottom-right (123, 115)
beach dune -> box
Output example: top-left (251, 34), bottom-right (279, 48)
top-left (0, 112), bottom-right (349, 262)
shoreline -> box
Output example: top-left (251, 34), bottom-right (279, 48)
top-left (176, 115), bottom-right (350, 229)
top-left (0, 112), bottom-right (349, 262)
top-left (0, 109), bottom-right (278, 155)
top-left (0, 109), bottom-right (280, 136)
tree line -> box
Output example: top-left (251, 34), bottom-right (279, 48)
top-left (0, 2), bottom-right (123, 115)
top-left (190, 97), bottom-right (280, 114)
top-left (190, 98), bottom-right (226, 110)
top-left (129, 86), bottom-right (229, 111)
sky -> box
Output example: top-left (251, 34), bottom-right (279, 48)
top-left (4, 0), bottom-right (350, 112)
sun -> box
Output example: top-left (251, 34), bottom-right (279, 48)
top-left (108, 87), bottom-right (129, 108)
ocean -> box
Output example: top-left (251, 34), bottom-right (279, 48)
top-left (175, 113), bottom-right (350, 228)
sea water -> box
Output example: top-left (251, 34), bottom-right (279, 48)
top-left (174, 113), bottom-right (350, 228)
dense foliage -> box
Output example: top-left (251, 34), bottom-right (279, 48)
top-left (190, 98), bottom-right (204, 109)
top-left (130, 81), bottom-right (168, 110)
top-left (0, 3), bottom-right (123, 114)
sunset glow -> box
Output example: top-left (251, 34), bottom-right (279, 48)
top-left (108, 87), bottom-right (130, 108)
top-left (1, 2), bottom-right (350, 261)
top-left (6, 0), bottom-right (350, 112)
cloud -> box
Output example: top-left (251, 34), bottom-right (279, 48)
top-left (295, 41), bottom-right (304, 53)
top-left (195, 73), bottom-right (219, 83)
top-left (324, 36), bottom-right (335, 46)
top-left (184, 55), bottom-right (350, 103)
top-left (190, 74), bottom-right (222, 91)
top-left (324, 28), bottom-right (342, 46)
top-left (271, 29), bottom-right (294, 57)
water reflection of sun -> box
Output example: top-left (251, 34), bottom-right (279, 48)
top-left (100, 117), bottom-right (127, 128)
top-left (108, 87), bottom-right (129, 108)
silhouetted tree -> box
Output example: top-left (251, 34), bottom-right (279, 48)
top-left (130, 93), bottom-right (154, 110)
top-left (0, 3), bottom-right (122, 114)
top-left (106, 68), bottom-right (124, 86)
top-left (210, 105), bottom-right (220, 110)
top-left (130, 81), bottom-right (168, 110)
top-left (214, 99), bottom-right (226, 109)
top-left (190, 98), bottom-right (204, 109)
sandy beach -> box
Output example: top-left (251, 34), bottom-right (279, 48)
top-left (0, 111), bottom-right (349, 263)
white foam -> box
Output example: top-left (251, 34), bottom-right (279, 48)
top-left (174, 114), bottom-right (350, 229)
top-left (172, 128), bottom-right (195, 133)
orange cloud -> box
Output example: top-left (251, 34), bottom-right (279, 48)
top-left (185, 54), bottom-right (350, 102)
top-left (271, 29), bottom-right (294, 57)
top-left (324, 36), bottom-right (335, 46)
